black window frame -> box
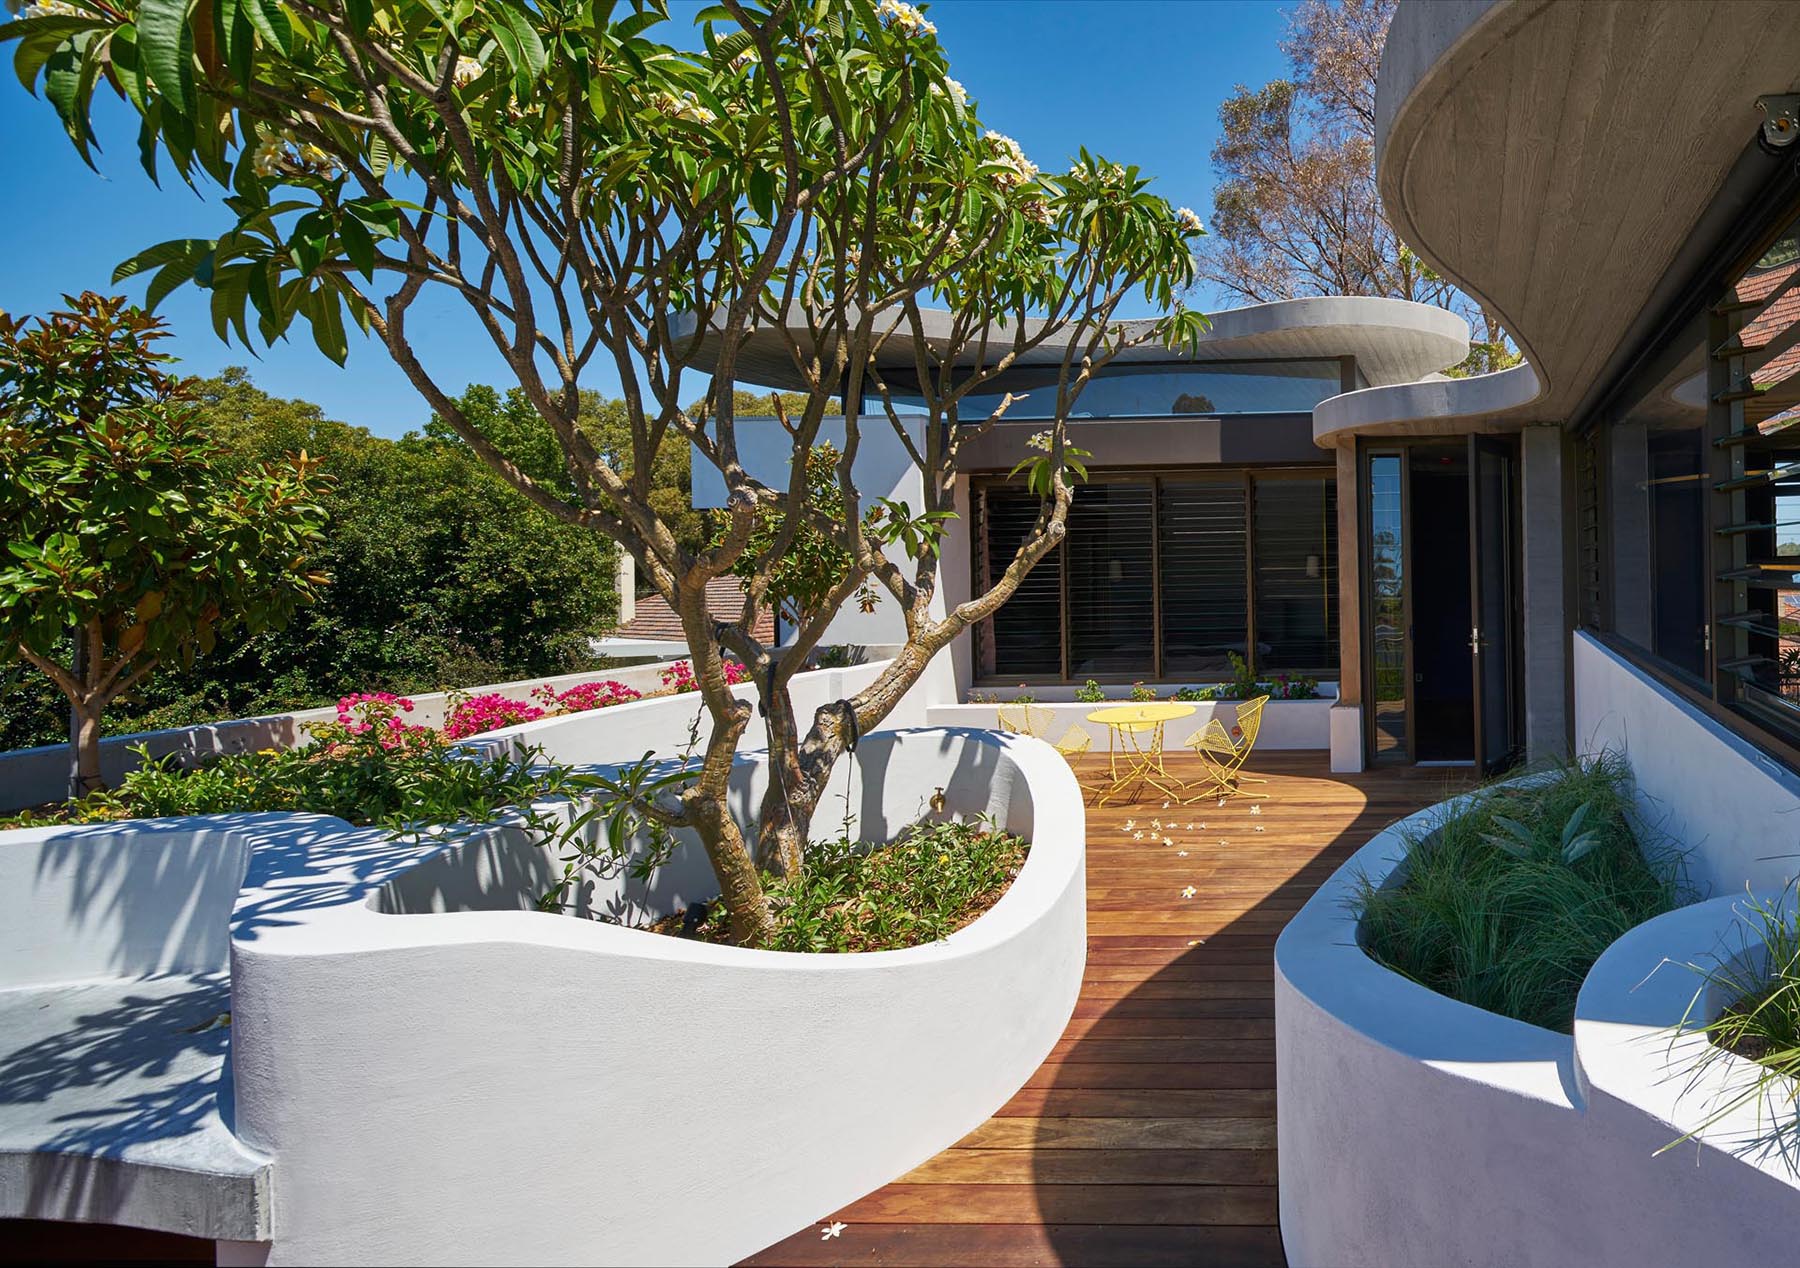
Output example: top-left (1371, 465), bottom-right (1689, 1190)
top-left (970, 465), bottom-right (1338, 685)
top-left (1575, 157), bottom-right (1800, 769)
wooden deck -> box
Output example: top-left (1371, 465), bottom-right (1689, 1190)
top-left (742, 752), bottom-right (1464, 1268)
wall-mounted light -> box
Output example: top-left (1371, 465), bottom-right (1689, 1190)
top-left (1306, 554), bottom-right (1322, 579)
top-left (1758, 94), bottom-right (1800, 153)
top-left (1109, 559), bottom-right (1123, 582)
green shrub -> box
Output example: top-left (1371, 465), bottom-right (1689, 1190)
top-left (3, 737), bottom-right (588, 833)
top-left (1075, 680), bottom-right (1106, 704)
top-left (1129, 681), bottom-right (1158, 702)
top-left (682, 817), bottom-right (1028, 953)
top-left (1353, 755), bottom-right (1686, 1033)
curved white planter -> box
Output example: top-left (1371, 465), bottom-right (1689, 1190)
top-left (1276, 792), bottom-right (1800, 1268)
top-left (0, 728), bottom-right (1084, 1267)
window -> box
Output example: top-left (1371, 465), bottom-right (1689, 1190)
top-left (1067, 483), bottom-right (1155, 674)
top-left (887, 359), bottom-right (1342, 419)
top-left (973, 469), bottom-right (1338, 682)
top-left (1585, 198), bottom-right (1800, 747)
top-left (976, 487), bottom-right (1062, 678)
top-left (1159, 480), bottom-right (1249, 675)
top-left (1254, 478), bottom-right (1337, 672)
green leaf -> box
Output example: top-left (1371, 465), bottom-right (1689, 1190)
top-left (367, 132), bottom-right (390, 179)
top-left (138, 0), bottom-right (197, 117)
top-left (240, 0), bottom-right (291, 57)
top-left (493, 2), bottom-right (547, 81)
top-left (114, 237), bottom-right (211, 283)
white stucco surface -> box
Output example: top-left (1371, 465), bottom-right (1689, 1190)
top-left (927, 692), bottom-right (1334, 753)
top-left (1573, 632), bottom-right (1800, 897)
top-left (0, 728), bottom-right (1083, 1265)
top-left (0, 659), bottom-right (689, 814)
top-left (1276, 778), bottom-right (1800, 1266)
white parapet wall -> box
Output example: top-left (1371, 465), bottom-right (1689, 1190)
top-left (1275, 787), bottom-right (1800, 1267)
top-left (1573, 631), bottom-right (1800, 896)
top-left (929, 688), bottom-right (1336, 753)
top-left (0, 727), bottom-right (1081, 1266)
top-left (0, 660), bottom-right (690, 814)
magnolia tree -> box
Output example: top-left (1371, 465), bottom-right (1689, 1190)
top-left (0, 294), bottom-right (329, 795)
top-left (8, 0), bottom-right (1203, 943)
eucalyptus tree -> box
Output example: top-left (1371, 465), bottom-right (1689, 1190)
top-left (6, 0), bottom-right (1204, 944)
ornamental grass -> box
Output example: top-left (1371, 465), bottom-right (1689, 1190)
top-left (1353, 754), bottom-right (1688, 1033)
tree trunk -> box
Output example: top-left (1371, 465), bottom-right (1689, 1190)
top-left (694, 798), bottom-right (779, 947)
top-left (753, 679), bottom-right (811, 876)
top-left (70, 698), bottom-right (105, 800)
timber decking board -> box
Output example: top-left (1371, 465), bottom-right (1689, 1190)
top-left (741, 753), bottom-right (1458, 1268)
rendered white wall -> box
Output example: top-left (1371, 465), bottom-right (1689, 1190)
top-left (1, 729), bottom-right (1084, 1266)
top-left (690, 416), bottom-right (925, 647)
top-left (1573, 632), bottom-right (1800, 897)
top-left (1276, 785), bottom-right (1800, 1267)
top-left (0, 659), bottom-right (689, 814)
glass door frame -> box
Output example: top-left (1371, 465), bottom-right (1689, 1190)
top-left (1359, 441), bottom-right (1414, 763)
top-left (1469, 434), bottom-right (1524, 774)
top-left (1357, 436), bottom-right (1523, 768)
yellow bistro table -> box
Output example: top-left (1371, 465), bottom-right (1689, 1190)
top-left (1085, 702), bottom-right (1196, 805)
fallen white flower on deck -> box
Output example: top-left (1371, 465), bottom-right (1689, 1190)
top-left (1123, 819), bottom-right (1136, 831)
top-left (1162, 836), bottom-right (1174, 846)
top-left (1181, 886), bottom-right (1197, 899)
top-left (1253, 825), bottom-right (1265, 833)
top-left (1133, 831), bottom-right (1144, 840)
top-left (821, 1222), bottom-right (846, 1241)
top-left (1249, 805), bottom-right (1262, 816)
top-left (1187, 939), bottom-right (1205, 946)
top-left (1177, 850), bottom-right (1188, 857)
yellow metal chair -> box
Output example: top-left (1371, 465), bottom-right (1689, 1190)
top-left (1183, 695), bottom-right (1271, 801)
top-left (1050, 724), bottom-right (1103, 795)
top-left (997, 701), bottom-right (1052, 738)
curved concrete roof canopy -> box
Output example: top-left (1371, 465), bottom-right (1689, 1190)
top-left (674, 295), bottom-right (1469, 396)
top-left (1371, 0), bottom-right (1800, 433)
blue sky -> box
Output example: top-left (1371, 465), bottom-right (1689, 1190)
top-left (0, 1), bottom-right (1290, 437)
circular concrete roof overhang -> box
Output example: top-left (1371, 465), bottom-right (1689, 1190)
top-left (1373, 0), bottom-right (1800, 430)
top-left (672, 295), bottom-right (1468, 396)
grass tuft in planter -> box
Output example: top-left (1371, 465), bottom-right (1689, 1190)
top-left (1664, 886), bottom-right (1800, 1154)
top-left (1353, 754), bottom-right (1688, 1033)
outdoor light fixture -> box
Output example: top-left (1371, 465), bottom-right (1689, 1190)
top-left (1757, 94), bottom-right (1800, 152)
top-left (1306, 554), bottom-right (1322, 579)
top-left (1109, 559), bottom-right (1123, 582)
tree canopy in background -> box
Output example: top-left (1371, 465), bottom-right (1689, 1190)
top-left (1201, 0), bottom-right (1518, 375)
top-left (2, 367), bottom-right (619, 752)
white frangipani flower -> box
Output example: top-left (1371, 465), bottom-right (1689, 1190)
top-left (876, 0), bottom-right (935, 37)
top-left (1174, 206), bottom-right (1204, 234)
top-left (983, 130), bottom-right (1039, 191)
top-left (452, 55), bottom-right (483, 89)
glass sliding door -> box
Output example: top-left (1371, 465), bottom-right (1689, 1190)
top-left (1470, 436), bottom-right (1520, 773)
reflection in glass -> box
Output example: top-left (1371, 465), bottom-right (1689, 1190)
top-left (1368, 455), bottom-right (1406, 759)
top-left (887, 359), bottom-right (1341, 419)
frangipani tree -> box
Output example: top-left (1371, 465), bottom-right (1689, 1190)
top-left (7, 0), bottom-right (1205, 944)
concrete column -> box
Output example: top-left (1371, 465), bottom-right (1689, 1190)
top-left (1520, 425), bottom-right (1569, 761)
top-left (615, 551), bottom-right (636, 626)
top-left (1330, 443), bottom-right (1365, 772)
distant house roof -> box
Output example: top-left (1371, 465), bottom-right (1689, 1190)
top-left (612, 575), bottom-right (775, 646)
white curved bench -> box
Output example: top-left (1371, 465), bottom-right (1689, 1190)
top-left (0, 728), bottom-right (1085, 1266)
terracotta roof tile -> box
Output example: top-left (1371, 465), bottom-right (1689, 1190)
top-left (615, 575), bottom-right (775, 644)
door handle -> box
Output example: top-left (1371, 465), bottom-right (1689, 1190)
top-left (1469, 626), bottom-right (1481, 653)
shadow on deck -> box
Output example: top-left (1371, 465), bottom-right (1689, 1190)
top-left (743, 752), bottom-right (1465, 1267)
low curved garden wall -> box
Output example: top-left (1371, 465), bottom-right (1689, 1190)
top-left (2, 727), bottom-right (1083, 1266)
top-left (1275, 790), bottom-right (1800, 1267)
